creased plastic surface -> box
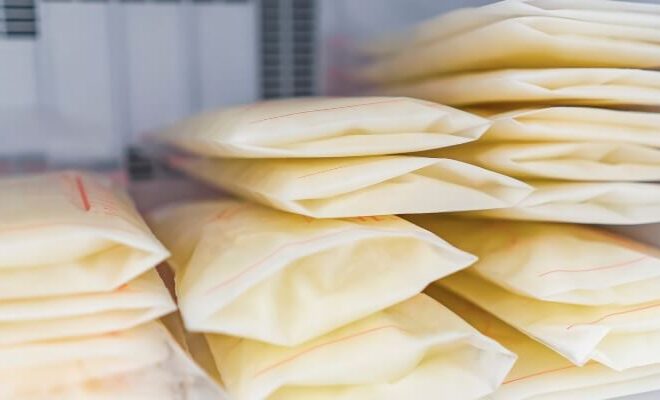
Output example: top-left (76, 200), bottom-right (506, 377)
top-left (206, 294), bottom-right (515, 400)
top-left (427, 285), bottom-right (660, 400)
top-left (409, 216), bottom-right (660, 306)
top-left (158, 97), bottom-right (489, 158)
top-left (480, 107), bottom-right (660, 147)
top-left (361, 14), bottom-right (660, 82)
top-left (469, 181), bottom-right (660, 224)
top-left (427, 142), bottom-right (660, 181)
top-left (170, 156), bottom-right (532, 218)
top-left (0, 171), bottom-right (170, 299)
top-left (383, 68), bottom-right (660, 107)
top-left (149, 200), bottom-right (476, 346)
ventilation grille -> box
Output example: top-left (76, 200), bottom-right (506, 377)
top-left (1, 0), bottom-right (37, 38)
top-left (260, 0), bottom-right (316, 99)
top-left (40, 0), bottom-right (247, 3)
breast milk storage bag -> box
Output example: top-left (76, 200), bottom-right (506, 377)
top-left (428, 142), bottom-right (660, 181)
top-left (470, 181), bottom-right (660, 225)
top-left (170, 155), bottom-right (532, 218)
top-left (0, 171), bottom-right (224, 399)
top-left (481, 107), bottom-right (660, 147)
top-left (385, 68), bottom-right (660, 107)
top-left (205, 294), bottom-right (515, 400)
top-left (359, 0), bottom-right (660, 82)
top-left (0, 171), bottom-right (175, 342)
top-left (3, 320), bottom-right (226, 400)
top-left (158, 96), bottom-right (490, 158)
top-left (427, 285), bottom-right (660, 400)
top-left (412, 216), bottom-right (660, 370)
top-left (149, 199), bottom-right (477, 346)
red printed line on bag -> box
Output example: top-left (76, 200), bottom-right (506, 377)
top-left (249, 98), bottom-right (402, 124)
top-left (252, 325), bottom-right (400, 378)
top-left (75, 175), bottom-right (92, 212)
top-left (537, 256), bottom-right (649, 277)
top-left (297, 164), bottom-right (354, 179)
top-left (202, 204), bottom-right (249, 226)
top-left (204, 227), bottom-right (418, 295)
top-left (566, 301), bottom-right (660, 330)
top-left (503, 365), bottom-right (576, 385)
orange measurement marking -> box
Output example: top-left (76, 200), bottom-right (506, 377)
top-left (204, 227), bottom-right (414, 295)
top-left (566, 302), bottom-right (660, 330)
top-left (504, 365), bottom-right (576, 385)
top-left (297, 164), bottom-right (353, 179)
top-left (253, 325), bottom-right (400, 378)
top-left (538, 256), bottom-right (649, 277)
top-left (249, 98), bottom-right (401, 124)
top-left (75, 175), bottom-right (91, 211)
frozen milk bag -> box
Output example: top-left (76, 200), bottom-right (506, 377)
top-left (360, 16), bottom-right (660, 83)
top-left (427, 285), bottom-right (660, 400)
top-left (428, 142), bottom-right (660, 181)
top-left (206, 294), bottom-right (515, 400)
top-left (383, 68), bottom-right (660, 107)
top-left (407, 216), bottom-right (660, 306)
top-left (0, 171), bottom-right (170, 299)
top-left (1, 320), bottom-right (225, 400)
top-left (149, 200), bottom-right (477, 345)
top-left (169, 155), bottom-right (532, 218)
top-left (469, 181), bottom-right (660, 224)
top-left (363, 0), bottom-right (660, 57)
top-left (481, 107), bottom-right (660, 147)
top-left (157, 97), bottom-right (489, 158)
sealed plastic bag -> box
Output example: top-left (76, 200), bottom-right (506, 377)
top-left (429, 142), bottom-right (660, 181)
top-left (0, 171), bottom-right (170, 299)
top-left (427, 285), bottom-right (660, 400)
top-left (360, 16), bottom-right (660, 83)
top-left (409, 216), bottom-right (660, 306)
top-left (1, 320), bottom-right (226, 400)
top-left (481, 107), bottom-right (660, 147)
top-left (363, 0), bottom-right (660, 57)
top-left (206, 294), bottom-right (515, 400)
top-left (157, 97), bottom-right (489, 158)
top-left (384, 68), bottom-right (660, 107)
top-left (149, 200), bottom-right (476, 346)
top-left (169, 155), bottom-right (532, 218)
top-left (439, 271), bottom-right (660, 370)
top-left (470, 181), bottom-right (660, 224)
top-left (0, 269), bottom-right (175, 345)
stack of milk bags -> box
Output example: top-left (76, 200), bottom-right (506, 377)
top-left (413, 216), bottom-right (660, 399)
top-left (0, 171), bottom-right (221, 399)
top-left (150, 97), bottom-right (536, 399)
top-left (357, 0), bottom-right (660, 398)
top-left (360, 0), bottom-right (660, 225)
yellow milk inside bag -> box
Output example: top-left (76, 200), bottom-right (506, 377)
top-left (149, 200), bottom-right (476, 346)
top-left (359, 16), bottom-right (660, 83)
top-left (157, 97), bottom-right (489, 158)
top-left (0, 171), bottom-right (170, 299)
top-left (363, 0), bottom-right (660, 57)
top-left (0, 269), bottom-right (175, 345)
top-left (439, 272), bottom-right (660, 370)
top-left (427, 285), bottom-right (660, 400)
top-left (429, 142), bottom-right (660, 181)
top-left (481, 107), bottom-right (660, 147)
top-left (206, 294), bottom-right (515, 400)
top-left (1, 320), bottom-right (226, 400)
top-left (169, 155), bottom-right (532, 218)
top-left (383, 68), bottom-right (660, 107)
top-left (408, 216), bottom-right (660, 306)
top-left (469, 181), bottom-right (660, 225)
